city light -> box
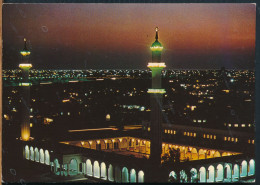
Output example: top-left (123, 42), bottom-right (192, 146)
top-left (19, 82), bottom-right (32, 86)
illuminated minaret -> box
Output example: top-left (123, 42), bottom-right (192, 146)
top-left (19, 38), bottom-right (32, 141)
top-left (148, 27), bottom-right (166, 167)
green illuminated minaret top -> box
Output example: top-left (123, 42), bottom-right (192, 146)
top-left (20, 38), bottom-right (31, 57)
top-left (150, 27), bottom-right (163, 63)
top-left (19, 38), bottom-right (32, 69)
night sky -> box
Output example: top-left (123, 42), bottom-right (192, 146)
top-left (3, 3), bottom-right (255, 70)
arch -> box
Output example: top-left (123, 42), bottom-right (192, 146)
top-left (44, 150), bottom-right (50, 165)
top-left (240, 160), bottom-right (247, 177)
top-left (93, 161), bottom-right (100, 178)
top-left (223, 164), bottom-right (232, 182)
top-left (198, 149), bottom-right (206, 159)
top-left (100, 162), bottom-right (107, 180)
top-left (84, 141), bottom-right (91, 149)
top-left (69, 158), bottom-right (78, 176)
top-left (100, 140), bottom-right (106, 150)
top-left (121, 138), bottom-right (128, 149)
top-left (222, 152), bottom-right (228, 157)
top-left (30, 146), bottom-right (34, 161)
top-left (248, 159), bottom-right (255, 176)
top-left (199, 166), bottom-right (206, 182)
top-left (232, 164), bottom-right (239, 181)
top-left (138, 170), bottom-right (144, 183)
top-left (214, 151), bottom-right (221, 158)
top-left (86, 159), bottom-right (93, 176)
top-left (25, 145), bottom-right (29, 159)
top-left (216, 164), bottom-right (224, 182)
top-left (122, 167), bottom-right (129, 182)
top-left (190, 168), bottom-right (198, 183)
top-left (169, 171), bottom-right (177, 182)
top-left (191, 148), bottom-right (198, 160)
top-left (180, 170), bottom-right (187, 183)
top-left (39, 148), bottom-right (44, 163)
top-left (34, 148), bottom-right (39, 162)
top-left (115, 166), bottom-right (121, 183)
top-left (130, 169), bottom-right (136, 182)
top-left (113, 138), bottom-right (120, 150)
top-left (207, 165), bottom-right (215, 182)
top-left (108, 164), bottom-right (114, 181)
top-left (54, 158), bottom-right (60, 175)
top-left (90, 140), bottom-right (97, 150)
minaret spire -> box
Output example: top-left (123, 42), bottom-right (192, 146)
top-left (155, 27), bottom-right (159, 41)
top-left (23, 38), bottom-right (28, 51)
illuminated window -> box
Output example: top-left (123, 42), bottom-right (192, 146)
top-left (228, 137), bottom-right (230, 141)
top-left (68, 112), bottom-right (70, 116)
top-left (203, 134), bottom-right (206, 138)
top-left (210, 135), bottom-right (212, 139)
top-left (214, 135), bottom-right (216, 139)
top-left (248, 140), bottom-right (251, 144)
top-left (194, 133), bottom-right (196, 137)
top-left (242, 124), bottom-right (245, 127)
top-left (198, 120), bottom-right (201, 123)
top-left (190, 133), bottom-right (193, 137)
top-left (252, 140), bottom-right (254, 144)
top-left (193, 119), bottom-right (196, 122)
top-left (224, 123), bottom-right (227, 126)
top-left (207, 134), bottom-right (209, 139)
top-left (165, 130), bottom-right (167, 133)
top-left (231, 138), bottom-right (234, 142)
top-left (228, 124), bottom-right (231, 127)
top-left (203, 120), bottom-right (206, 123)
top-left (170, 130), bottom-right (173, 134)
top-left (168, 130), bottom-right (170, 134)
top-left (184, 132), bottom-right (186, 136)
top-left (187, 132), bottom-right (190, 136)
top-left (248, 124), bottom-right (251, 127)
top-left (224, 137), bottom-right (227, 141)
top-left (174, 131), bottom-right (176, 134)
top-left (234, 124), bottom-right (238, 127)
top-left (148, 127), bottom-right (150, 131)
top-left (235, 138), bottom-right (238, 142)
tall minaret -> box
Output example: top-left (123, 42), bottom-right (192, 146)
top-left (148, 27), bottom-right (166, 168)
top-left (19, 38), bottom-right (32, 141)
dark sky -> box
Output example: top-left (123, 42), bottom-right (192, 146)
top-left (3, 3), bottom-right (256, 69)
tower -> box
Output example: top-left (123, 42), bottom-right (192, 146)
top-left (19, 38), bottom-right (32, 141)
top-left (148, 27), bottom-right (166, 168)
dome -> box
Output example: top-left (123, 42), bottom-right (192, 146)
top-left (151, 40), bottom-right (162, 48)
top-left (150, 40), bottom-right (163, 51)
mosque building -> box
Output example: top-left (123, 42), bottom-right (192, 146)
top-left (19, 28), bottom-right (255, 183)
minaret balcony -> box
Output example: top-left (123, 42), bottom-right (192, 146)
top-left (20, 51), bottom-right (31, 56)
top-left (150, 46), bottom-right (163, 51)
top-left (147, 62), bottom-right (166, 68)
top-left (147, 89), bottom-right (166, 94)
top-left (19, 63), bottom-right (32, 68)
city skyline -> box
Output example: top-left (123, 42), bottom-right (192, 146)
top-left (3, 3), bottom-right (256, 70)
